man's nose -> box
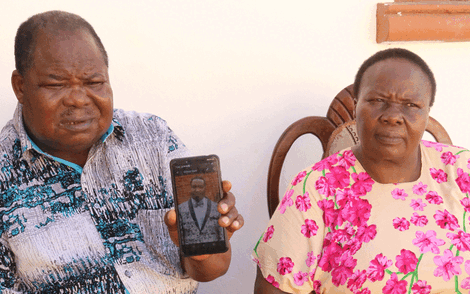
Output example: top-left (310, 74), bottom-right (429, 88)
top-left (63, 86), bottom-right (91, 107)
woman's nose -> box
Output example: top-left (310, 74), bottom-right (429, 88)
top-left (380, 104), bottom-right (404, 125)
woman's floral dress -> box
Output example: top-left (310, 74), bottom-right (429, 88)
top-left (253, 141), bottom-right (470, 293)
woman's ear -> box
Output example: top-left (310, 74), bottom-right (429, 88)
top-left (353, 97), bottom-right (357, 118)
top-left (11, 70), bottom-right (25, 104)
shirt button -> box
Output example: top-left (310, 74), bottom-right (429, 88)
top-left (125, 270), bottom-right (132, 278)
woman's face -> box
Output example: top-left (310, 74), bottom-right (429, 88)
top-left (355, 58), bottom-right (432, 162)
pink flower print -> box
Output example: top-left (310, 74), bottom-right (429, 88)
top-left (335, 187), bottom-right (357, 208)
top-left (391, 188), bottom-right (408, 201)
top-left (383, 273), bottom-right (408, 294)
top-left (293, 271), bottom-right (309, 286)
top-left (318, 242), bottom-right (342, 272)
top-left (357, 289), bottom-right (371, 294)
top-left (412, 230), bottom-right (446, 254)
top-left (341, 198), bottom-right (372, 227)
top-left (312, 155), bottom-right (339, 171)
top-left (295, 192), bottom-right (311, 212)
top-left (425, 191), bottom-right (443, 205)
top-left (343, 237), bottom-right (363, 256)
top-left (395, 249), bottom-right (418, 274)
top-left (411, 280), bottom-right (431, 294)
top-left (325, 166), bottom-right (350, 189)
top-left (460, 198), bottom-right (470, 212)
top-left (318, 199), bottom-right (339, 227)
top-left (266, 275), bottom-right (280, 288)
top-left (277, 257), bottom-right (294, 275)
top-left (332, 226), bottom-right (354, 243)
top-left (393, 217), bottom-right (410, 231)
top-left (278, 189), bottom-right (294, 214)
top-left (410, 213), bottom-right (428, 227)
top-left (366, 253), bottom-right (393, 282)
top-left (433, 249), bottom-right (463, 281)
top-left (422, 140), bottom-right (447, 152)
top-left (301, 219), bottom-right (319, 238)
top-left (412, 182), bottom-right (427, 196)
top-left (315, 176), bottom-right (335, 197)
top-left (356, 224), bottom-right (377, 243)
top-left (331, 252), bottom-right (357, 286)
top-left (351, 172), bottom-right (374, 196)
top-left (410, 198), bottom-right (427, 211)
top-left (338, 149), bottom-right (356, 169)
top-left (430, 168), bottom-right (448, 183)
top-left (347, 269), bottom-right (367, 293)
top-left (441, 151), bottom-right (459, 165)
top-left (461, 260), bottom-right (470, 290)
top-left (291, 170), bottom-right (307, 186)
top-left (446, 230), bottom-right (470, 252)
top-left (263, 225), bottom-right (274, 242)
top-left (312, 280), bottom-right (321, 292)
top-left (306, 251), bottom-right (316, 267)
top-left (434, 209), bottom-right (460, 231)
top-left (456, 168), bottom-right (470, 194)
top-left (468, 158), bottom-right (470, 169)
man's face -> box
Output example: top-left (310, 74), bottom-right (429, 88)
top-left (13, 29), bottom-right (113, 159)
top-left (190, 179), bottom-right (206, 200)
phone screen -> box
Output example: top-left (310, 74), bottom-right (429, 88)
top-left (170, 155), bottom-right (228, 256)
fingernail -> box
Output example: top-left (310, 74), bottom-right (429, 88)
top-left (221, 204), bottom-right (228, 213)
top-left (222, 217), bottom-right (229, 224)
top-left (233, 221), bottom-right (240, 228)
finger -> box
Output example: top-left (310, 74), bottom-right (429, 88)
top-left (222, 180), bottom-right (232, 193)
top-left (164, 209), bottom-right (179, 246)
top-left (219, 206), bottom-right (239, 228)
top-left (226, 214), bottom-right (244, 233)
top-left (188, 254), bottom-right (211, 262)
top-left (218, 191), bottom-right (235, 214)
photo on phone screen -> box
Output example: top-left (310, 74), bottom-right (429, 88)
top-left (170, 155), bottom-right (228, 256)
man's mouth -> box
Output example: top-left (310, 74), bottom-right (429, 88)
top-left (61, 119), bottom-right (94, 131)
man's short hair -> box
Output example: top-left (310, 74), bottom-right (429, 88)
top-left (14, 10), bottom-right (108, 76)
top-left (190, 176), bottom-right (206, 186)
top-left (353, 48), bottom-right (436, 107)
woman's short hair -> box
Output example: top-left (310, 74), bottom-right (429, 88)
top-left (353, 48), bottom-right (436, 107)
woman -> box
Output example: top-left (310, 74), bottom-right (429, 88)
top-left (253, 48), bottom-right (470, 293)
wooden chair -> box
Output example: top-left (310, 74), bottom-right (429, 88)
top-left (266, 84), bottom-right (452, 218)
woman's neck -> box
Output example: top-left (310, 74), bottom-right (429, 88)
top-left (351, 145), bottom-right (422, 184)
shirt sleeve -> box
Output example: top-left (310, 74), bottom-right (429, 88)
top-left (0, 236), bottom-right (25, 293)
top-left (253, 167), bottom-right (327, 293)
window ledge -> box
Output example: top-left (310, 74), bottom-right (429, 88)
top-left (377, 2), bottom-right (470, 43)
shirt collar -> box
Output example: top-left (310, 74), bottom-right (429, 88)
top-left (12, 103), bottom-right (125, 162)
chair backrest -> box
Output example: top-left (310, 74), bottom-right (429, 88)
top-left (266, 84), bottom-right (453, 218)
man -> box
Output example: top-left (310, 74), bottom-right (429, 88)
top-left (178, 177), bottom-right (224, 245)
top-left (0, 10), bottom-right (243, 293)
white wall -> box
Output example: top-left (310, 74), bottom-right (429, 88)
top-left (1, 1), bottom-right (469, 293)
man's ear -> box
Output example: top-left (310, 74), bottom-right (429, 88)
top-left (11, 70), bottom-right (25, 104)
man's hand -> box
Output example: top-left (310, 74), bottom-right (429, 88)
top-left (164, 180), bottom-right (243, 281)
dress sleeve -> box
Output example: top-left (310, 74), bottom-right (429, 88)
top-left (253, 167), bottom-right (326, 293)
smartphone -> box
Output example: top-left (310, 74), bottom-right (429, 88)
top-left (170, 155), bottom-right (229, 257)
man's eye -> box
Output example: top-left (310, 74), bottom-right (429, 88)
top-left (87, 81), bottom-right (104, 86)
top-left (407, 103), bottom-right (418, 107)
top-left (44, 84), bottom-right (64, 89)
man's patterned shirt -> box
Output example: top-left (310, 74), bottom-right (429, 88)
top-left (0, 105), bottom-right (197, 293)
